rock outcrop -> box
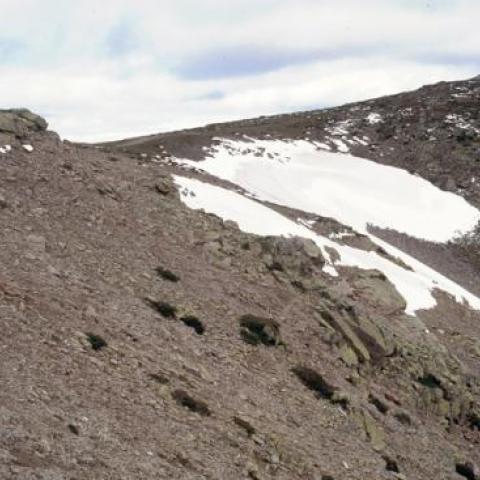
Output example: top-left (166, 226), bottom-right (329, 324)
top-left (0, 108), bottom-right (48, 143)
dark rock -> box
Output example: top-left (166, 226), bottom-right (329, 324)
top-left (456, 461), bottom-right (479, 480)
top-left (148, 372), bottom-right (170, 385)
top-left (172, 389), bottom-right (211, 416)
top-left (383, 455), bottom-right (400, 473)
top-left (68, 424), bottom-right (80, 435)
top-left (292, 366), bottom-right (337, 400)
top-left (239, 314), bottom-right (281, 346)
top-left (86, 333), bottom-right (108, 351)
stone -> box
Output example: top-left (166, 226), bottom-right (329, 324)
top-left (0, 109), bottom-right (48, 136)
top-left (352, 270), bottom-right (406, 313)
top-left (355, 409), bottom-right (386, 452)
top-left (456, 461), bottom-right (479, 480)
top-left (233, 415), bottom-right (256, 436)
top-left (155, 178), bottom-right (172, 195)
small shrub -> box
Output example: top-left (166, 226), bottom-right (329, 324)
top-left (145, 298), bottom-right (177, 318)
top-left (292, 366), bottom-right (336, 400)
top-left (172, 389), bottom-right (211, 416)
top-left (86, 333), bottom-right (107, 351)
top-left (156, 267), bottom-right (180, 282)
top-left (239, 314), bottom-right (281, 346)
top-left (180, 316), bottom-right (205, 335)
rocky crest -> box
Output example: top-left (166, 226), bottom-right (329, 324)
top-left (0, 108), bottom-right (48, 140)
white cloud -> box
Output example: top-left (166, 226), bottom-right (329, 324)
top-left (0, 0), bottom-right (478, 141)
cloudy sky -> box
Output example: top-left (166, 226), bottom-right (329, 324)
top-left (1, 0), bottom-right (479, 141)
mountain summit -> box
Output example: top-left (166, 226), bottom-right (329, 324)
top-left (1, 77), bottom-right (479, 479)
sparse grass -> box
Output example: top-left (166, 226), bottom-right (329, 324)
top-left (180, 315), bottom-right (205, 335)
top-left (172, 389), bottom-right (211, 416)
top-left (86, 333), bottom-right (107, 351)
top-left (156, 267), bottom-right (180, 282)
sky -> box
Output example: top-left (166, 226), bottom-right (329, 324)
top-left (0, 0), bottom-right (479, 142)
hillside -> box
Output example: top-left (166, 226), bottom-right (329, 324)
top-left (0, 77), bottom-right (480, 480)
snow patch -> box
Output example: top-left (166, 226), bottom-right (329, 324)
top-left (175, 138), bottom-right (480, 243)
top-left (173, 175), bottom-right (480, 315)
top-left (22, 144), bottom-right (34, 152)
top-left (366, 113), bottom-right (383, 124)
top-left (444, 114), bottom-right (479, 133)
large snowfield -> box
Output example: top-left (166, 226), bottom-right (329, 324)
top-left (173, 137), bottom-right (480, 315)
top-left (177, 138), bottom-right (480, 243)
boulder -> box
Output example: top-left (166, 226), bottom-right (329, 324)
top-left (260, 236), bottom-right (325, 285)
top-left (0, 109), bottom-right (48, 138)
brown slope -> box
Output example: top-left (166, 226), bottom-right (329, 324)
top-left (0, 110), bottom-right (479, 479)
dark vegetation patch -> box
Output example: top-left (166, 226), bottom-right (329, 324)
top-left (292, 366), bottom-right (336, 400)
top-left (67, 424), bottom-right (79, 435)
top-left (267, 261), bottom-right (284, 272)
top-left (86, 333), bottom-right (107, 351)
top-left (239, 314), bottom-right (281, 346)
top-left (418, 373), bottom-right (442, 389)
top-left (172, 389), bottom-right (211, 416)
top-left (467, 411), bottom-right (480, 430)
top-left (145, 298), bottom-right (177, 318)
top-left (148, 372), bottom-right (169, 385)
top-left (180, 315), bottom-right (205, 335)
top-left (369, 393), bottom-right (389, 414)
top-left (241, 241), bottom-right (251, 250)
top-left (383, 455), bottom-right (400, 473)
top-left (156, 266), bottom-right (180, 282)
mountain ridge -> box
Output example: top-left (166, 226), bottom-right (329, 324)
top-left (1, 76), bottom-right (480, 479)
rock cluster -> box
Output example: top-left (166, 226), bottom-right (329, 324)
top-left (0, 108), bottom-right (48, 144)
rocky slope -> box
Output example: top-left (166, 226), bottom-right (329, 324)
top-left (0, 76), bottom-right (479, 480)
top-left (102, 74), bottom-right (480, 305)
